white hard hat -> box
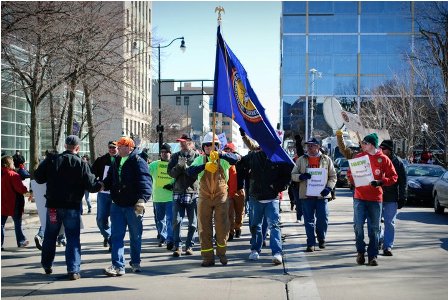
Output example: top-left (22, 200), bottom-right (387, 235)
top-left (202, 132), bottom-right (220, 145)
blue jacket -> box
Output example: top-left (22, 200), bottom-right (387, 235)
top-left (103, 149), bottom-right (152, 207)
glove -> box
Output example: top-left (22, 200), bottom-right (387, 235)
top-left (239, 127), bottom-right (246, 137)
top-left (294, 134), bottom-right (302, 142)
top-left (163, 183), bottom-right (173, 191)
top-left (209, 150), bottom-right (219, 162)
top-left (299, 173), bottom-right (312, 181)
top-left (336, 129), bottom-right (343, 136)
top-left (398, 198), bottom-right (406, 209)
top-left (134, 199), bottom-right (146, 217)
top-left (178, 157), bottom-right (187, 167)
top-left (205, 161), bottom-right (218, 173)
top-left (233, 189), bottom-right (246, 202)
top-left (320, 187), bottom-right (332, 197)
top-left (370, 180), bottom-right (383, 187)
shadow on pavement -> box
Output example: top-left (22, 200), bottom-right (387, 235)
top-left (397, 211), bottom-right (448, 225)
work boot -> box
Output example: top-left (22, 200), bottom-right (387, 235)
top-left (218, 255), bottom-right (228, 266)
top-left (185, 248), bottom-right (194, 255)
top-left (201, 260), bottom-right (215, 267)
top-left (166, 242), bottom-right (174, 251)
top-left (318, 240), bottom-right (326, 249)
top-left (305, 246), bottom-right (314, 253)
top-left (68, 273), bottom-right (81, 280)
top-left (368, 257), bottom-right (378, 266)
top-left (228, 233), bottom-right (234, 241)
top-left (173, 247), bottom-right (182, 257)
top-left (383, 248), bottom-right (393, 256)
top-left (356, 252), bottom-right (365, 265)
top-left (235, 229), bottom-right (241, 238)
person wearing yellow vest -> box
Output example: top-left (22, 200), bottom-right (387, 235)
top-left (187, 132), bottom-right (239, 267)
top-left (148, 143), bottom-right (174, 250)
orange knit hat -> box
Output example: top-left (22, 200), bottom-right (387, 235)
top-left (116, 137), bottom-right (135, 148)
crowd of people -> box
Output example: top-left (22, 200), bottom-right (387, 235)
top-left (0, 127), bottom-right (411, 280)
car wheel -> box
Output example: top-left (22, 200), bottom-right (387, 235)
top-left (434, 194), bottom-right (445, 214)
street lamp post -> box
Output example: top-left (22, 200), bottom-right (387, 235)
top-left (309, 68), bottom-right (320, 139)
top-left (421, 122), bottom-right (428, 151)
top-left (133, 37), bottom-right (186, 152)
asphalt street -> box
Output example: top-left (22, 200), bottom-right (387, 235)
top-left (1, 188), bottom-right (447, 300)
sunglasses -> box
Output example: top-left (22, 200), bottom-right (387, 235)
top-left (204, 143), bottom-right (219, 147)
top-left (361, 141), bottom-right (370, 145)
top-left (109, 146), bottom-right (117, 149)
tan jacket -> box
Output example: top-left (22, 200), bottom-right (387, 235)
top-left (291, 154), bottom-right (337, 199)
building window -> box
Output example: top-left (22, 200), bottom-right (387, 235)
top-left (184, 96), bottom-right (189, 106)
top-left (126, 91), bottom-right (129, 108)
top-left (176, 96), bottom-right (181, 106)
top-left (126, 118), bottom-right (129, 135)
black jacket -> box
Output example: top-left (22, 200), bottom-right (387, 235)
top-left (383, 154), bottom-right (407, 206)
top-left (237, 151), bottom-right (293, 201)
top-left (103, 149), bottom-right (152, 207)
top-left (92, 153), bottom-right (117, 180)
top-left (167, 150), bottom-right (200, 194)
top-left (34, 150), bottom-right (101, 209)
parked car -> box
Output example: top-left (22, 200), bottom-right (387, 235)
top-left (335, 158), bottom-right (350, 187)
top-left (433, 170), bottom-right (448, 214)
top-left (406, 164), bottom-right (446, 205)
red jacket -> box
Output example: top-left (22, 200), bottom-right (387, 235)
top-left (1, 167), bottom-right (28, 216)
top-left (348, 150), bottom-right (397, 202)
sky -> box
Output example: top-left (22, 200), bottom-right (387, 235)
top-left (152, 1), bottom-right (282, 126)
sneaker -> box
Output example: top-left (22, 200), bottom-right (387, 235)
top-left (235, 229), bottom-right (241, 238)
top-left (104, 265), bottom-right (125, 277)
top-left (201, 260), bottom-right (215, 267)
top-left (368, 257), bottom-right (378, 266)
top-left (103, 238), bottom-right (109, 248)
top-left (34, 235), bottom-right (43, 250)
top-left (218, 255), bottom-right (228, 266)
top-left (248, 250), bottom-right (259, 260)
top-left (272, 253), bottom-right (283, 265)
top-left (68, 272), bottom-right (81, 280)
top-left (87, 209), bottom-right (91, 214)
top-left (129, 262), bottom-right (141, 273)
top-left (173, 247), bottom-right (182, 257)
top-left (19, 240), bottom-right (29, 248)
top-left (158, 241), bottom-right (165, 247)
top-left (57, 239), bottom-right (66, 247)
top-left (305, 246), bottom-right (314, 253)
top-left (185, 248), bottom-right (194, 256)
top-left (356, 252), bottom-right (365, 265)
top-left (44, 267), bottom-right (53, 275)
top-left (383, 248), bottom-right (393, 256)
top-left (166, 242), bottom-right (174, 251)
top-left (318, 240), bottom-right (326, 249)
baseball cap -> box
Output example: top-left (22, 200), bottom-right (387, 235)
top-left (304, 137), bottom-right (320, 146)
top-left (176, 133), bottom-right (192, 142)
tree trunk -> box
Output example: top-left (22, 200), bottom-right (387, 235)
top-left (66, 73), bottom-right (77, 136)
top-left (83, 82), bottom-right (96, 159)
top-left (29, 99), bottom-right (39, 178)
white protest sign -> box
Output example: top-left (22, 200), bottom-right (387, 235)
top-left (306, 168), bottom-right (327, 197)
top-left (218, 132), bottom-right (227, 151)
top-left (348, 155), bottom-right (374, 187)
top-left (100, 165), bottom-right (110, 194)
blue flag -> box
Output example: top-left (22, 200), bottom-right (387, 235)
top-left (213, 26), bottom-right (293, 165)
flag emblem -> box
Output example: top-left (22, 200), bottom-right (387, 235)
top-left (232, 68), bottom-right (262, 123)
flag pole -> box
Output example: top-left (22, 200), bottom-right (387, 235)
top-left (213, 6), bottom-right (225, 151)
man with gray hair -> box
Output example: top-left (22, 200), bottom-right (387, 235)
top-left (34, 135), bottom-right (103, 280)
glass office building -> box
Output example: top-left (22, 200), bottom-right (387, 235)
top-left (281, 1), bottom-right (417, 140)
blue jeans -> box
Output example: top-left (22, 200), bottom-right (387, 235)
top-left (353, 199), bottom-right (382, 258)
top-left (302, 198), bottom-right (329, 247)
top-left (172, 199), bottom-right (197, 249)
top-left (249, 198), bottom-right (282, 255)
top-left (154, 201), bottom-right (173, 243)
top-left (381, 202), bottom-right (398, 250)
top-left (96, 192), bottom-right (112, 240)
top-left (83, 191), bottom-right (92, 212)
top-left (41, 208), bottom-right (81, 274)
top-left (1, 196), bottom-right (26, 247)
top-left (110, 203), bottom-right (143, 270)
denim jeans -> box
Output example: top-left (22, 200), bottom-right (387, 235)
top-left (41, 208), bottom-right (81, 274)
top-left (154, 201), bottom-right (173, 243)
top-left (110, 203), bottom-right (143, 270)
top-left (172, 199), bottom-right (197, 249)
top-left (83, 191), bottom-right (92, 211)
top-left (1, 196), bottom-right (27, 247)
top-left (249, 198), bottom-right (282, 255)
top-left (302, 198), bottom-right (329, 247)
top-left (353, 199), bottom-right (382, 258)
top-left (381, 202), bottom-right (398, 250)
top-left (96, 192), bottom-right (112, 240)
